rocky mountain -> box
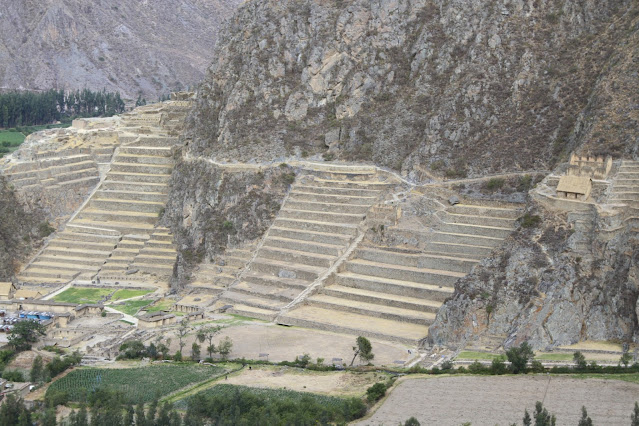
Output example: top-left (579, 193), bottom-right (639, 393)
top-left (175, 0), bottom-right (639, 348)
top-left (185, 0), bottom-right (638, 180)
top-left (0, 0), bottom-right (242, 99)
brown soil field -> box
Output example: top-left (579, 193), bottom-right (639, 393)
top-left (356, 375), bottom-right (639, 426)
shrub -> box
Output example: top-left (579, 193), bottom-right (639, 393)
top-left (506, 342), bottom-right (534, 374)
top-left (520, 213), bottom-right (542, 228)
top-left (573, 351), bottom-right (587, 370)
top-left (468, 360), bottom-right (487, 374)
top-left (45, 389), bottom-right (69, 407)
top-left (490, 356), bottom-right (507, 375)
top-left (38, 221), bottom-right (55, 238)
top-left (366, 382), bottom-right (387, 403)
top-left (3, 370), bottom-right (24, 382)
top-left (484, 178), bottom-right (505, 191)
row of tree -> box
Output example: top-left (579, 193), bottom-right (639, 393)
top-left (0, 89), bottom-right (126, 128)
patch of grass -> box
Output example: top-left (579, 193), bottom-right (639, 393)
top-left (568, 373), bottom-right (639, 385)
top-left (47, 364), bottom-right (225, 404)
top-left (145, 299), bottom-right (174, 313)
top-left (520, 213), bottom-right (542, 228)
top-left (535, 353), bottom-right (574, 361)
top-left (0, 131), bottom-right (25, 145)
top-left (113, 300), bottom-right (153, 316)
top-left (111, 289), bottom-right (152, 301)
top-left (484, 177), bottom-right (505, 191)
top-left (53, 287), bottom-right (113, 304)
top-left (456, 351), bottom-right (500, 360)
top-left (211, 314), bottom-right (267, 326)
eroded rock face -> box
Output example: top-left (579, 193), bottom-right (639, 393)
top-left (428, 201), bottom-right (639, 350)
top-left (0, 177), bottom-right (46, 281)
top-left (163, 157), bottom-right (292, 289)
top-left (186, 0), bottom-right (636, 180)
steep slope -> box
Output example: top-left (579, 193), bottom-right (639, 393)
top-left (0, 0), bottom-right (242, 99)
top-left (185, 0), bottom-right (637, 179)
top-left (0, 177), bottom-right (46, 281)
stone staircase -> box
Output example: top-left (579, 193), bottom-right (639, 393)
top-left (218, 166), bottom-right (393, 321)
top-left (279, 201), bottom-right (522, 345)
top-left (130, 227), bottom-right (178, 283)
top-left (611, 160), bottom-right (639, 208)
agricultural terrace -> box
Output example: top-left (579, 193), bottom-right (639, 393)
top-left (53, 287), bottom-right (152, 305)
top-left (46, 364), bottom-right (226, 404)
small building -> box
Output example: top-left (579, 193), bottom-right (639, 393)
top-left (138, 312), bottom-right (177, 329)
top-left (556, 176), bottom-right (592, 201)
top-left (174, 295), bottom-right (214, 313)
top-left (13, 289), bottom-right (42, 300)
top-left (0, 283), bottom-right (16, 301)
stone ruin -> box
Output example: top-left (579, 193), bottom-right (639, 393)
top-left (567, 153), bottom-right (612, 180)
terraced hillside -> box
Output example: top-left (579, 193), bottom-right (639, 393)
top-left (280, 201), bottom-right (522, 345)
top-left (16, 100), bottom-right (191, 287)
top-left (215, 165), bottom-right (395, 320)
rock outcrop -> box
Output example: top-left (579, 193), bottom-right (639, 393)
top-left (0, 0), bottom-right (242, 98)
top-left (185, 0), bottom-right (637, 180)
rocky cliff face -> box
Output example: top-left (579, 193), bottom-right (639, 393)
top-left (0, 177), bottom-right (46, 281)
top-left (428, 198), bottom-right (639, 349)
top-left (185, 0), bottom-right (637, 180)
top-left (163, 156), bottom-right (292, 288)
top-left (0, 0), bottom-right (242, 99)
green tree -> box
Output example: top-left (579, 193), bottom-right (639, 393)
top-left (217, 337), bottom-right (233, 360)
top-left (620, 352), bottom-right (632, 367)
top-left (124, 405), bottom-right (134, 426)
top-left (533, 401), bottom-right (556, 426)
top-left (632, 402), bottom-right (639, 426)
top-left (573, 351), bottom-right (587, 370)
top-left (135, 403), bottom-right (145, 426)
top-left (491, 355), bottom-right (507, 375)
top-left (350, 336), bottom-right (374, 366)
top-left (197, 326), bottom-right (222, 359)
top-left (506, 342), bottom-right (534, 374)
top-left (578, 406), bottom-right (592, 426)
top-left (42, 407), bottom-right (56, 426)
top-left (177, 318), bottom-right (190, 355)
top-left (191, 342), bottom-right (201, 361)
top-left (404, 418), bottom-right (420, 426)
top-left (523, 409), bottom-right (531, 426)
top-left (8, 319), bottom-right (47, 351)
top-left (0, 394), bottom-right (31, 426)
top-left (30, 354), bottom-right (43, 382)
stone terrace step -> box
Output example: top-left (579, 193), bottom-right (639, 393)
top-left (18, 269), bottom-right (74, 282)
top-left (220, 291), bottom-right (283, 311)
top-left (54, 169), bottom-right (98, 183)
top-left (307, 294), bottom-right (436, 325)
top-left (280, 306), bottom-right (428, 345)
top-left (232, 281), bottom-right (299, 303)
top-left (105, 172), bottom-right (170, 184)
top-left (437, 211), bottom-right (516, 228)
top-left (71, 220), bottom-right (155, 236)
top-left (250, 258), bottom-right (323, 282)
top-left (279, 208), bottom-right (365, 224)
top-left (344, 259), bottom-right (462, 287)
top-left (100, 180), bottom-right (169, 193)
top-left (76, 209), bottom-right (159, 225)
top-left (447, 204), bottom-right (521, 219)
top-left (41, 247), bottom-right (111, 259)
top-left (27, 261), bottom-right (97, 273)
top-left (268, 227), bottom-right (353, 246)
top-left (435, 222), bottom-right (513, 239)
top-left (288, 190), bottom-right (378, 205)
top-left (310, 178), bottom-right (392, 189)
top-left (263, 237), bottom-right (344, 257)
top-left (56, 176), bottom-right (100, 188)
top-left (134, 136), bottom-right (179, 147)
top-left (90, 199), bottom-right (165, 213)
top-left (294, 185), bottom-right (381, 197)
top-left (335, 271), bottom-right (455, 301)
top-left (422, 242), bottom-right (494, 258)
top-left (273, 218), bottom-right (358, 236)
top-left (64, 225), bottom-right (121, 237)
top-left (118, 146), bottom-right (171, 157)
top-left (134, 254), bottom-right (176, 265)
top-left (285, 200), bottom-right (370, 215)
top-left (94, 190), bottom-right (167, 203)
top-left (259, 247), bottom-right (335, 268)
top-left (617, 172), bottom-right (639, 179)
top-left (57, 231), bottom-right (120, 244)
top-left (110, 163), bottom-right (173, 175)
top-left (242, 272), bottom-right (310, 291)
top-left (355, 247), bottom-right (477, 274)
top-left (321, 284), bottom-right (442, 312)
top-left (429, 231), bottom-right (505, 246)
top-left (227, 304), bottom-right (277, 321)
top-left (116, 154), bottom-right (173, 165)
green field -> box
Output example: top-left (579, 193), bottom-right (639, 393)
top-left (174, 383), bottom-right (359, 411)
top-left (47, 364), bottom-right (225, 404)
top-left (111, 289), bottom-right (153, 301)
top-left (0, 131), bottom-right (25, 145)
top-left (112, 300), bottom-right (153, 316)
top-left (53, 287), bottom-right (113, 304)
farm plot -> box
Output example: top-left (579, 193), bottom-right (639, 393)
top-left (356, 375), bottom-right (639, 426)
top-left (53, 287), bottom-right (113, 304)
top-left (47, 364), bottom-right (224, 404)
top-left (175, 383), bottom-right (361, 412)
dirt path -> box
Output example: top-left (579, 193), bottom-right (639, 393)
top-left (356, 375), bottom-right (639, 426)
